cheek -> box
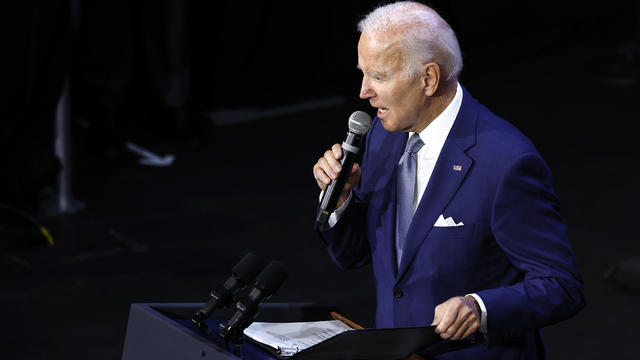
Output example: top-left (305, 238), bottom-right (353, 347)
top-left (372, 85), bottom-right (386, 99)
top-left (387, 83), bottom-right (412, 105)
top-left (399, 86), bottom-right (424, 111)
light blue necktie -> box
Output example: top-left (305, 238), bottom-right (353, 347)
top-left (395, 133), bottom-right (424, 267)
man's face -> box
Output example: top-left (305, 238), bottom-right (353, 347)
top-left (357, 32), bottom-right (427, 133)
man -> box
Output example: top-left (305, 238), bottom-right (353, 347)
top-left (312, 2), bottom-right (585, 359)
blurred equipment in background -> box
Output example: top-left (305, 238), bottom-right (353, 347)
top-left (3, 1), bottom-right (70, 217)
top-left (70, 0), bottom-right (208, 160)
top-left (604, 256), bottom-right (640, 293)
top-left (602, 1), bottom-right (640, 86)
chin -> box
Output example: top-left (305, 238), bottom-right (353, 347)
top-left (380, 118), bottom-right (400, 132)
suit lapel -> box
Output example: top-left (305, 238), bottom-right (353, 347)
top-left (395, 86), bottom-right (478, 282)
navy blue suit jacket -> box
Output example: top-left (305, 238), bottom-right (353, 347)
top-left (318, 87), bottom-right (585, 359)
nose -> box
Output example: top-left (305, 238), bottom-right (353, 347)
top-left (359, 77), bottom-right (374, 99)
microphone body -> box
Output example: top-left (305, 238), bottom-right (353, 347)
top-left (192, 253), bottom-right (265, 328)
top-left (316, 111), bottom-right (372, 228)
top-left (219, 260), bottom-right (288, 340)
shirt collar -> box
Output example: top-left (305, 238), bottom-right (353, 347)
top-left (410, 82), bottom-right (463, 153)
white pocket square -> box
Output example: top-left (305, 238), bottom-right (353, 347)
top-left (434, 214), bottom-right (464, 227)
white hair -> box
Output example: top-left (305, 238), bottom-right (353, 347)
top-left (357, 1), bottom-right (463, 81)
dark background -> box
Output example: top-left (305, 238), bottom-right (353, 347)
top-left (2, 1), bottom-right (639, 359)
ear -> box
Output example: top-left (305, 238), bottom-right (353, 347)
top-left (422, 62), bottom-right (441, 97)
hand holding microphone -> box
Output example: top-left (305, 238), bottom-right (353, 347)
top-left (313, 111), bottom-right (372, 228)
top-left (314, 144), bottom-right (361, 208)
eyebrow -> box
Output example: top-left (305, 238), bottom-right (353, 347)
top-left (356, 65), bottom-right (386, 78)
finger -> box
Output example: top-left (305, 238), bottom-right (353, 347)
top-left (451, 316), bottom-right (472, 340)
top-left (460, 318), bottom-right (480, 339)
top-left (317, 155), bottom-right (339, 179)
top-left (431, 304), bottom-right (443, 328)
top-left (445, 303), bottom-right (474, 339)
top-left (324, 149), bottom-right (342, 175)
top-left (317, 158), bottom-right (336, 180)
top-left (435, 305), bottom-right (458, 337)
top-left (313, 160), bottom-right (333, 187)
top-left (331, 143), bottom-right (343, 159)
top-left (452, 298), bottom-right (479, 339)
top-left (345, 164), bottom-right (362, 190)
top-left (453, 313), bottom-right (479, 340)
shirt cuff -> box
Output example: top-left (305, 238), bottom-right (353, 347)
top-left (466, 293), bottom-right (488, 333)
top-left (318, 190), bottom-right (352, 228)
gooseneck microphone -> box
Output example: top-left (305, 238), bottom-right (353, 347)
top-left (316, 111), bottom-right (372, 228)
top-left (219, 260), bottom-right (288, 340)
top-left (192, 252), bottom-right (265, 328)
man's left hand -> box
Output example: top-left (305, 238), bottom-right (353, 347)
top-left (431, 296), bottom-right (480, 340)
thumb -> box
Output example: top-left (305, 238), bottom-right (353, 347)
top-left (431, 313), bottom-right (440, 326)
top-left (350, 163), bottom-right (361, 179)
top-left (345, 163), bottom-right (361, 189)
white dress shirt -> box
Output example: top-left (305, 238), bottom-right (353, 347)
top-left (409, 82), bottom-right (463, 215)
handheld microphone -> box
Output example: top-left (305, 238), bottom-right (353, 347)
top-left (191, 252), bottom-right (265, 328)
top-left (219, 260), bottom-right (288, 340)
top-left (316, 111), bottom-right (372, 228)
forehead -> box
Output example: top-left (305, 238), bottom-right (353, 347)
top-left (357, 32), bottom-right (405, 73)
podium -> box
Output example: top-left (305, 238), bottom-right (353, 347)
top-left (122, 303), bottom-right (342, 360)
top-left (122, 303), bottom-right (241, 360)
top-left (122, 303), bottom-right (443, 360)
top-left (288, 326), bottom-right (439, 360)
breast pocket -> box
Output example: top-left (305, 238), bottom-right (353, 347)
top-left (429, 224), bottom-right (475, 239)
top-left (425, 224), bottom-right (477, 278)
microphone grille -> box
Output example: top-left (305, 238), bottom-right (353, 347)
top-left (232, 252), bottom-right (266, 283)
top-left (348, 111), bottom-right (372, 135)
top-left (255, 260), bottom-right (288, 294)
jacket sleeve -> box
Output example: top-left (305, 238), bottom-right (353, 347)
top-left (315, 191), bottom-right (372, 270)
top-left (476, 152), bottom-right (585, 334)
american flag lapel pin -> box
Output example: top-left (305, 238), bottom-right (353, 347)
top-left (453, 164), bottom-right (462, 171)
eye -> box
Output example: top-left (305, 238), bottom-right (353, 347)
top-left (369, 73), bottom-right (384, 81)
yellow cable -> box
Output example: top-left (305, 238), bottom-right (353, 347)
top-left (40, 227), bottom-right (54, 246)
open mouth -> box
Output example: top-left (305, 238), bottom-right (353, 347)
top-left (377, 108), bottom-right (389, 116)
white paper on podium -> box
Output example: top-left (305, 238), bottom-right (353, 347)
top-left (243, 320), bottom-right (354, 356)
